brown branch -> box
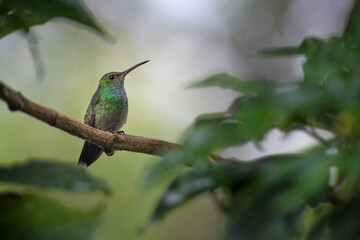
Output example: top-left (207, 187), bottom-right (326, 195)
top-left (0, 81), bottom-right (179, 157)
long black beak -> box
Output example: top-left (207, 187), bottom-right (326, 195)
top-left (120, 60), bottom-right (150, 77)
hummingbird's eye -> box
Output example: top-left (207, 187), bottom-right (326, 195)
top-left (108, 75), bottom-right (115, 80)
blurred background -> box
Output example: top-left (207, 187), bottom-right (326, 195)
top-left (0, 0), bottom-right (355, 239)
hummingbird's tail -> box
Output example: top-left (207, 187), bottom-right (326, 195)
top-left (78, 141), bottom-right (103, 167)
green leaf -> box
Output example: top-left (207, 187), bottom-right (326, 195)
top-left (149, 144), bottom-right (337, 237)
top-left (149, 154), bottom-right (298, 223)
top-left (217, 148), bottom-right (359, 240)
top-left (0, 159), bottom-right (110, 194)
top-left (0, 6), bottom-right (50, 38)
top-left (149, 160), bottom-right (242, 222)
top-left (0, 0), bottom-right (112, 40)
top-left (222, 147), bottom-right (334, 240)
top-left (189, 73), bottom-right (265, 94)
top-left (0, 192), bottom-right (103, 240)
top-left (144, 118), bottom-right (243, 187)
top-left (150, 170), bottom-right (216, 222)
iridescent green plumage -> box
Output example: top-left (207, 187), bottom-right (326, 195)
top-left (84, 72), bottom-right (128, 131)
top-left (78, 61), bottom-right (149, 166)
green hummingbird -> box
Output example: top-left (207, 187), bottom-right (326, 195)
top-left (78, 60), bottom-right (149, 166)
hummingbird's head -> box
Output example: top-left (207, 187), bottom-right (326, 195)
top-left (99, 60), bottom-right (149, 89)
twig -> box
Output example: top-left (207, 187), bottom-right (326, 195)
top-left (21, 30), bottom-right (45, 83)
top-left (0, 81), bottom-right (179, 157)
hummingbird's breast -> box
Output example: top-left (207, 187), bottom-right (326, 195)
top-left (92, 89), bottom-right (128, 131)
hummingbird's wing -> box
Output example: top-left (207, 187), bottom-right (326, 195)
top-left (78, 97), bottom-right (104, 166)
top-left (84, 90), bottom-right (100, 126)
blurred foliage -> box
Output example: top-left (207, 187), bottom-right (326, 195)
top-left (0, 1), bottom-right (111, 239)
top-left (0, 192), bottom-right (103, 240)
top-left (0, 0), bottom-right (112, 82)
top-left (0, 160), bottom-right (110, 193)
top-left (147, 1), bottom-right (360, 239)
top-left (0, 160), bottom-right (108, 239)
top-left (0, 0), bottom-right (111, 39)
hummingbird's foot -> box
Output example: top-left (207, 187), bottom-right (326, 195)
top-left (106, 128), bottom-right (125, 135)
top-left (106, 128), bottom-right (117, 134)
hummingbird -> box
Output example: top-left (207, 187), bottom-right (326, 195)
top-left (78, 60), bottom-right (149, 166)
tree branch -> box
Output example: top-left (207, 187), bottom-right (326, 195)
top-left (0, 82), bottom-right (179, 157)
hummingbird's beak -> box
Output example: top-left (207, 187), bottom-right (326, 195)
top-left (119, 60), bottom-right (150, 77)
